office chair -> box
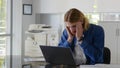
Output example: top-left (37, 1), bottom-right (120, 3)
top-left (103, 47), bottom-right (111, 64)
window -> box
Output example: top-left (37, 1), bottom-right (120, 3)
top-left (0, 0), bottom-right (11, 68)
top-left (85, 13), bottom-right (100, 25)
top-left (85, 12), bottom-right (120, 25)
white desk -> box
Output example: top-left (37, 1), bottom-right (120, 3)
top-left (28, 64), bottom-right (120, 68)
top-left (24, 57), bottom-right (45, 62)
top-left (80, 64), bottom-right (120, 68)
top-left (23, 57), bottom-right (46, 68)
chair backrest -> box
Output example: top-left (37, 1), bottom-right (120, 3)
top-left (103, 47), bottom-right (111, 64)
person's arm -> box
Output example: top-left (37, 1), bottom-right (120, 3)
top-left (58, 29), bottom-right (72, 47)
top-left (81, 26), bottom-right (104, 64)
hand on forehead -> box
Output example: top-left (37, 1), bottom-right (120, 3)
top-left (65, 22), bottom-right (82, 27)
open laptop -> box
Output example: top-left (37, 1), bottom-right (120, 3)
top-left (40, 46), bottom-right (80, 65)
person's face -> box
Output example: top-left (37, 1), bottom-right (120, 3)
top-left (65, 22), bottom-right (82, 35)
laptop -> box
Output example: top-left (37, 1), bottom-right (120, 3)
top-left (40, 46), bottom-right (80, 65)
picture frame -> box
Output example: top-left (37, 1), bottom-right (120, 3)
top-left (23, 4), bottom-right (32, 15)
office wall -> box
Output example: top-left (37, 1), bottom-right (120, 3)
top-left (22, 0), bottom-right (35, 64)
top-left (34, 0), bottom-right (120, 34)
top-left (67, 0), bottom-right (120, 12)
top-left (66, 0), bottom-right (94, 12)
top-left (12, 0), bottom-right (35, 67)
top-left (97, 0), bottom-right (120, 12)
top-left (22, 0), bottom-right (35, 44)
top-left (12, 0), bottom-right (22, 68)
top-left (33, 0), bottom-right (120, 13)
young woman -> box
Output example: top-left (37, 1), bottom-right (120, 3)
top-left (58, 8), bottom-right (104, 65)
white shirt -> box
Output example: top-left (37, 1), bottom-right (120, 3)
top-left (73, 41), bottom-right (86, 64)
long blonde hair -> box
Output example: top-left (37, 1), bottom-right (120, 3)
top-left (64, 8), bottom-right (89, 31)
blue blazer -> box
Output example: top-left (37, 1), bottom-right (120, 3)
top-left (58, 24), bottom-right (104, 65)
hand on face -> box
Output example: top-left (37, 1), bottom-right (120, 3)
top-left (66, 26), bottom-right (74, 43)
top-left (76, 22), bottom-right (83, 41)
top-left (66, 22), bottom-right (83, 43)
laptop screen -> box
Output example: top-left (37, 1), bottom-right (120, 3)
top-left (40, 46), bottom-right (76, 65)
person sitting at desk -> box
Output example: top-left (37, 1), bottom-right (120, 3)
top-left (58, 8), bottom-right (104, 65)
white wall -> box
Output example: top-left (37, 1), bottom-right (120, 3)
top-left (22, 0), bottom-right (35, 43)
top-left (12, 0), bottom-right (35, 67)
top-left (22, 0), bottom-right (35, 63)
top-left (39, 0), bottom-right (68, 13)
top-left (12, 0), bottom-right (22, 68)
top-left (33, 0), bottom-right (120, 13)
top-left (67, 0), bottom-right (120, 12)
top-left (68, 0), bottom-right (120, 12)
top-left (67, 0), bottom-right (94, 12)
top-left (97, 0), bottom-right (120, 12)
top-left (34, 0), bottom-right (120, 36)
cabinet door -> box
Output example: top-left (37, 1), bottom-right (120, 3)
top-left (34, 0), bottom-right (68, 13)
top-left (99, 21), bottom-right (118, 64)
top-left (118, 23), bottom-right (120, 64)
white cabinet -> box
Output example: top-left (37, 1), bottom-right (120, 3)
top-left (97, 0), bottom-right (120, 12)
top-left (34, 0), bottom-right (68, 13)
top-left (67, 0), bottom-right (94, 12)
top-left (33, 0), bottom-right (95, 13)
top-left (33, 0), bottom-right (120, 13)
top-left (99, 21), bottom-right (120, 64)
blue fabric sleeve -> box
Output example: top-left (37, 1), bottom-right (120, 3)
top-left (58, 29), bottom-right (71, 47)
top-left (81, 26), bottom-right (104, 64)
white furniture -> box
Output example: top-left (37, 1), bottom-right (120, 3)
top-left (80, 64), bottom-right (120, 68)
top-left (33, 0), bottom-right (68, 13)
top-left (33, 0), bottom-right (95, 13)
top-left (24, 24), bottom-right (59, 57)
top-left (33, 0), bottom-right (120, 13)
top-left (99, 21), bottom-right (120, 64)
top-left (30, 64), bottom-right (120, 68)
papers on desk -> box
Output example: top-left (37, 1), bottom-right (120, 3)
top-left (80, 64), bottom-right (120, 68)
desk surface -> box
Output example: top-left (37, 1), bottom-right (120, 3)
top-left (23, 58), bottom-right (120, 68)
top-left (80, 64), bottom-right (120, 68)
top-left (31, 64), bottom-right (120, 68)
top-left (32, 64), bottom-right (80, 68)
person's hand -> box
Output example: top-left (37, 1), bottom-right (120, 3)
top-left (76, 22), bottom-right (83, 41)
top-left (66, 27), bottom-right (74, 43)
